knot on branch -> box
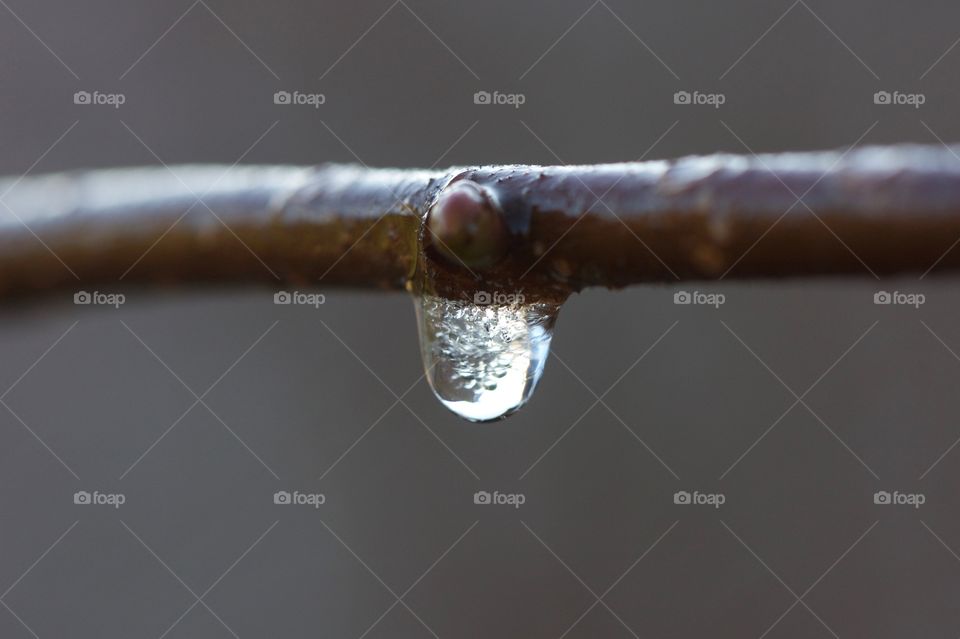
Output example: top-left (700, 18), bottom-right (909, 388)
top-left (427, 179), bottom-right (508, 271)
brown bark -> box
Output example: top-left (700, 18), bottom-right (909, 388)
top-left (2, 143), bottom-right (960, 301)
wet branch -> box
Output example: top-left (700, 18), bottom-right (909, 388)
top-left (2, 143), bottom-right (960, 300)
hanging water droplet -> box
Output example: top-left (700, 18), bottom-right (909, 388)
top-left (415, 294), bottom-right (559, 422)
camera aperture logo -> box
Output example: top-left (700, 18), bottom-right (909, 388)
top-left (273, 90), bottom-right (326, 108)
top-left (673, 490), bottom-right (725, 508)
top-left (674, 290), bottom-right (725, 308)
top-left (273, 490), bottom-right (326, 508)
top-left (473, 90), bottom-right (526, 109)
top-left (274, 290), bottom-right (326, 308)
top-left (473, 490), bottom-right (526, 509)
top-left (673, 90), bottom-right (725, 108)
top-left (73, 490), bottom-right (125, 509)
top-left (873, 490), bottom-right (924, 508)
top-left (73, 90), bottom-right (125, 108)
top-left (74, 290), bottom-right (125, 308)
top-left (873, 91), bottom-right (925, 108)
top-left (474, 290), bottom-right (525, 305)
top-left (874, 290), bottom-right (924, 308)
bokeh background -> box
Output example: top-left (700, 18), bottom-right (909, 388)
top-left (2, 0), bottom-right (960, 636)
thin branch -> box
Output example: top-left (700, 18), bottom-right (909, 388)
top-left (2, 143), bottom-right (960, 300)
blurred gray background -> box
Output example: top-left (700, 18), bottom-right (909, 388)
top-left (1, 0), bottom-right (960, 637)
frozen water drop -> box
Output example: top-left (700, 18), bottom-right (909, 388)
top-left (414, 294), bottom-right (559, 422)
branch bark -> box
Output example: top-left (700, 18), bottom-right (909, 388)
top-left (2, 143), bottom-right (960, 300)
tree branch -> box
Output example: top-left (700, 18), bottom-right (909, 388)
top-left (2, 143), bottom-right (960, 300)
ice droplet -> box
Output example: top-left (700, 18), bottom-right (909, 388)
top-left (415, 294), bottom-right (559, 422)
